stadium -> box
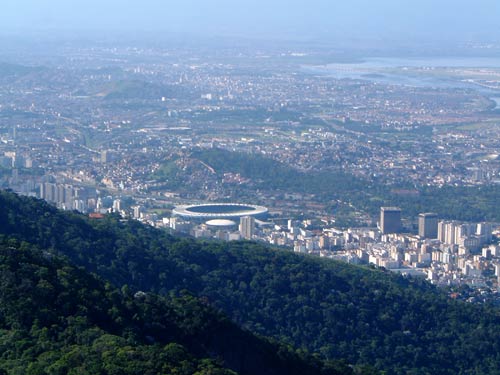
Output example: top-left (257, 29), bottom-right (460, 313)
top-left (172, 203), bottom-right (268, 221)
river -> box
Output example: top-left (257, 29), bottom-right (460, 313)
top-left (303, 57), bottom-right (500, 102)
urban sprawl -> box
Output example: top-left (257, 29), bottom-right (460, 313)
top-left (1, 40), bottom-right (500, 302)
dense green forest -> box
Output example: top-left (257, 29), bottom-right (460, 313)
top-left (2, 190), bottom-right (500, 374)
top-left (156, 148), bottom-right (500, 223)
top-left (0, 236), bottom-right (351, 375)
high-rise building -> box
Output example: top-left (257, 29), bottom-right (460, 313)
top-left (380, 207), bottom-right (401, 234)
top-left (418, 213), bottom-right (438, 239)
top-left (40, 182), bottom-right (56, 203)
top-left (455, 223), bottom-right (473, 241)
top-left (437, 221), bottom-right (446, 243)
top-left (113, 199), bottom-right (122, 212)
top-left (445, 221), bottom-right (457, 245)
top-left (133, 205), bottom-right (143, 219)
top-left (477, 222), bottom-right (493, 243)
top-left (56, 185), bottom-right (66, 204)
top-left (239, 216), bottom-right (255, 240)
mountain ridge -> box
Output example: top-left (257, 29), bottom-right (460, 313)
top-left (1, 190), bottom-right (500, 374)
top-left (0, 235), bottom-right (350, 375)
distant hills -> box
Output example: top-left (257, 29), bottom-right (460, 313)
top-left (2, 190), bottom-right (500, 374)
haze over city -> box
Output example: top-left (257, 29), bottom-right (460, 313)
top-left (1, 0), bottom-right (499, 43)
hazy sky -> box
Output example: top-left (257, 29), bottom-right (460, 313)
top-left (1, 0), bottom-right (499, 42)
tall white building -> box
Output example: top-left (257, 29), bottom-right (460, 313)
top-left (444, 222), bottom-right (456, 245)
top-left (113, 199), bottom-right (122, 212)
top-left (239, 216), bottom-right (255, 240)
top-left (133, 205), bottom-right (143, 219)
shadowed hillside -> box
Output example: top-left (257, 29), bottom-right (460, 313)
top-left (2, 190), bottom-right (500, 374)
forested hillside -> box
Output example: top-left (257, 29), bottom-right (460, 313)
top-left (0, 237), bottom-right (350, 375)
top-left (2, 190), bottom-right (500, 374)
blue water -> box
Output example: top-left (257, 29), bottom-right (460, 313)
top-left (330, 57), bottom-right (500, 69)
top-left (304, 57), bottom-right (500, 93)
